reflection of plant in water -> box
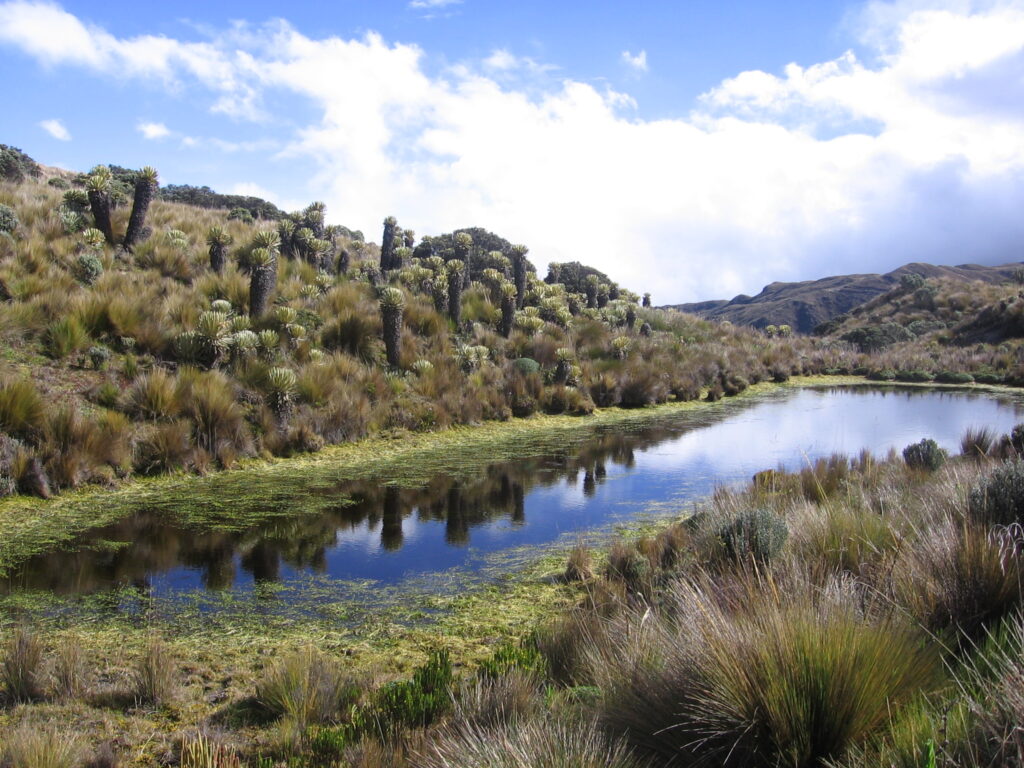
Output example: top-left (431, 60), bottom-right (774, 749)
top-left (2, 422), bottom-right (692, 597)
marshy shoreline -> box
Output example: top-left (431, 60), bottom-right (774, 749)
top-left (2, 375), bottom-right (1023, 767)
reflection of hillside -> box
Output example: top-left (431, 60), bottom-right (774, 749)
top-left (2, 427), bottom-right (678, 596)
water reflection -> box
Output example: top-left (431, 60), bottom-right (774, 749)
top-left (4, 386), bottom-right (1024, 600)
top-left (3, 430), bottom-right (648, 595)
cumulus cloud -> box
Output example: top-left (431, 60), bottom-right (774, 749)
top-left (137, 121), bottom-right (170, 140)
top-left (4, 1), bottom-right (1024, 303)
top-left (621, 49), bottom-right (648, 72)
top-left (38, 117), bottom-right (69, 140)
top-left (0, 1), bottom-right (264, 118)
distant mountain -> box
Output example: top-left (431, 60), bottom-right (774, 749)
top-left (668, 262), bottom-right (1024, 334)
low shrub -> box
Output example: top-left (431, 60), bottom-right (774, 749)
top-left (968, 459), bottom-right (1024, 526)
top-left (75, 252), bottom-right (103, 285)
top-left (0, 203), bottom-right (18, 233)
top-left (935, 370), bottom-right (974, 384)
top-left (974, 372), bottom-right (1004, 384)
top-left (895, 369), bottom-right (934, 383)
top-left (375, 649), bottom-right (453, 733)
top-left (512, 358), bottom-right (540, 376)
top-left (718, 507), bottom-right (788, 563)
top-left (477, 641), bottom-right (546, 681)
top-left (903, 438), bottom-right (947, 471)
top-left (87, 345), bottom-right (111, 370)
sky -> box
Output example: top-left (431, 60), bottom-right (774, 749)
top-left (1, 0), bottom-right (1023, 304)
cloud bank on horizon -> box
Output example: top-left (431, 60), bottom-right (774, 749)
top-left (1, 0), bottom-right (1023, 303)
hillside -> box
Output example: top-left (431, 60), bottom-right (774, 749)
top-left (0, 150), bottom-right (830, 501)
top-left (819, 272), bottom-right (1024, 351)
top-left (671, 262), bottom-right (1024, 333)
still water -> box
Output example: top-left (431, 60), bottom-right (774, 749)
top-left (4, 386), bottom-right (1023, 614)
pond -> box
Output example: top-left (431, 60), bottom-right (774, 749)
top-left (3, 385), bottom-right (1022, 624)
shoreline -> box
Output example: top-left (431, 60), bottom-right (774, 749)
top-left (1, 375), bottom-right (1021, 762)
top-left (0, 374), bottom-right (1014, 577)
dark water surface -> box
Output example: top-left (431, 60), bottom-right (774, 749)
top-left (4, 386), bottom-right (1024, 618)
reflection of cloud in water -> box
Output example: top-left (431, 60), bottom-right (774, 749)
top-left (638, 389), bottom-right (1024, 478)
top-left (8, 387), bottom-right (1024, 607)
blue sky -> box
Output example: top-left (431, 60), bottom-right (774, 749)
top-left (2, 0), bottom-right (1024, 302)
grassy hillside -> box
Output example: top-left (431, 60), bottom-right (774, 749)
top-left (813, 273), bottom-right (1024, 383)
top-left (672, 261), bottom-right (1023, 333)
top-left (0, 157), bottom-right (834, 501)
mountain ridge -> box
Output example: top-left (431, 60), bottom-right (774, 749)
top-left (668, 261), bottom-right (1024, 334)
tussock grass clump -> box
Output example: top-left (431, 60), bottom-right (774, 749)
top-left (2, 626), bottom-right (44, 703)
top-left (126, 368), bottom-right (179, 421)
top-left (961, 425), bottom-right (996, 460)
top-left (792, 502), bottom-right (900, 575)
top-left (0, 377), bottom-right (46, 442)
top-left (41, 405), bottom-right (100, 489)
top-left (450, 670), bottom-right (544, 730)
top-left (588, 574), bottom-right (941, 767)
top-left (256, 647), bottom-right (360, 731)
top-left (563, 542), bottom-right (593, 582)
top-left (43, 316), bottom-right (89, 359)
top-left (51, 634), bottom-right (89, 701)
top-left (131, 638), bottom-right (178, 706)
top-left (179, 732), bottom-right (242, 768)
top-left (965, 612), bottom-right (1024, 765)
top-left (134, 420), bottom-right (192, 475)
top-left (2, 726), bottom-right (86, 768)
top-left (176, 369), bottom-right (251, 465)
top-left (894, 517), bottom-right (1023, 643)
top-left (418, 717), bottom-right (643, 768)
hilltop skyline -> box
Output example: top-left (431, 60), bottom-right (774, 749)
top-left (2, 0), bottom-right (1023, 303)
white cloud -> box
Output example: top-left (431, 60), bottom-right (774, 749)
top-left (38, 117), bottom-right (69, 140)
top-left (481, 48), bottom-right (557, 77)
top-left (483, 49), bottom-right (517, 71)
top-left (0, 1), bottom-right (264, 119)
top-left (231, 181), bottom-right (275, 198)
top-left (408, 0), bottom-right (461, 8)
top-left (137, 121), bottom-right (170, 140)
top-left (621, 49), bottom-right (648, 72)
top-left (5, 1), bottom-right (1024, 303)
